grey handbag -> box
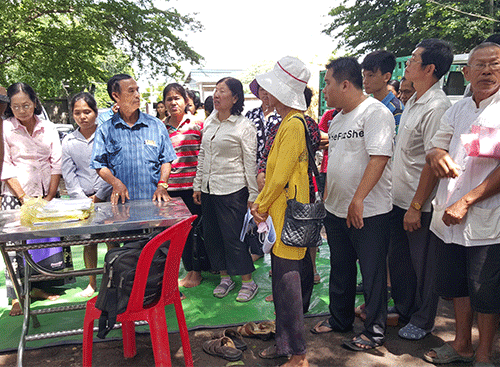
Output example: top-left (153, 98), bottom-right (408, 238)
top-left (280, 117), bottom-right (326, 248)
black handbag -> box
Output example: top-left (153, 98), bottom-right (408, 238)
top-left (280, 117), bottom-right (326, 248)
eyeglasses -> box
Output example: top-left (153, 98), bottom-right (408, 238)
top-left (406, 57), bottom-right (423, 66)
top-left (11, 104), bottom-right (34, 111)
top-left (468, 62), bottom-right (500, 71)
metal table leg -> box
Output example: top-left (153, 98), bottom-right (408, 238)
top-left (17, 252), bottom-right (31, 367)
top-left (0, 245), bottom-right (24, 309)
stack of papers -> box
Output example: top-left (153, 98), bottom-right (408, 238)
top-left (36, 198), bottom-right (93, 219)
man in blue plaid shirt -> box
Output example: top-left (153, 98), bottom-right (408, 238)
top-left (91, 74), bottom-right (177, 204)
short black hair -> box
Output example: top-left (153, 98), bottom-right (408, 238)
top-left (304, 86), bottom-right (313, 109)
top-left (388, 79), bottom-right (400, 93)
top-left (217, 77), bottom-right (244, 116)
top-left (186, 89), bottom-right (201, 110)
top-left (416, 39), bottom-right (453, 80)
top-left (204, 95), bottom-right (214, 115)
top-left (163, 83), bottom-right (188, 103)
top-left (325, 57), bottom-right (363, 90)
top-left (485, 34), bottom-right (500, 45)
top-left (107, 74), bottom-right (133, 102)
top-left (4, 82), bottom-right (43, 118)
top-left (70, 92), bottom-right (98, 115)
top-left (361, 50), bottom-right (396, 75)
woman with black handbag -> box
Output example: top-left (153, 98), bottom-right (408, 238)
top-left (251, 56), bottom-right (318, 367)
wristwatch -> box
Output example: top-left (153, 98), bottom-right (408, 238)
top-left (410, 202), bottom-right (422, 211)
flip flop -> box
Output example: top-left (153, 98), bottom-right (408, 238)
top-left (258, 344), bottom-right (288, 359)
top-left (423, 343), bottom-right (475, 364)
top-left (202, 336), bottom-right (242, 361)
top-left (343, 334), bottom-right (381, 352)
top-left (310, 319), bottom-right (334, 334)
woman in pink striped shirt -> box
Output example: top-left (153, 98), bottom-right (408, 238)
top-left (162, 83), bottom-right (206, 288)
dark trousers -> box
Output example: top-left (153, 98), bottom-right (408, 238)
top-left (388, 206), bottom-right (439, 330)
top-left (272, 250), bottom-right (313, 356)
top-left (324, 211), bottom-right (390, 345)
top-left (201, 188), bottom-right (255, 276)
top-left (168, 189), bottom-right (206, 272)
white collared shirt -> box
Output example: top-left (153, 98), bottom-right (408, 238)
top-left (393, 82), bottom-right (451, 211)
top-left (429, 90), bottom-right (500, 246)
top-left (193, 111), bottom-right (259, 201)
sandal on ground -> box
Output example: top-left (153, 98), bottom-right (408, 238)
top-left (221, 329), bottom-right (247, 351)
top-left (236, 282), bottom-right (258, 302)
top-left (237, 321), bottom-right (260, 338)
top-left (237, 321), bottom-right (275, 340)
top-left (258, 344), bottom-right (288, 359)
top-left (398, 323), bottom-right (430, 340)
top-left (343, 334), bottom-right (381, 352)
top-left (423, 343), bottom-right (475, 364)
top-left (310, 319), bottom-right (336, 334)
top-left (213, 278), bottom-right (235, 298)
top-left (202, 336), bottom-right (242, 361)
top-left (313, 272), bottom-right (321, 284)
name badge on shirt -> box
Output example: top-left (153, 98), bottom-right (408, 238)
top-left (145, 139), bottom-right (157, 147)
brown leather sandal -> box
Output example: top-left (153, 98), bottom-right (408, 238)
top-left (202, 336), bottom-right (242, 361)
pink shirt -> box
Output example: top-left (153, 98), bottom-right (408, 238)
top-left (2, 116), bottom-right (62, 197)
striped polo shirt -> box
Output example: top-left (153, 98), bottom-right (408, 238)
top-left (165, 114), bottom-right (203, 191)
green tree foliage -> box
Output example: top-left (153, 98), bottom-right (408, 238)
top-left (0, 0), bottom-right (203, 99)
top-left (324, 0), bottom-right (500, 57)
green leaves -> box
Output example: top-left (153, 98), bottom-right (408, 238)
top-left (324, 0), bottom-right (500, 57)
top-left (0, 0), bottom-right (203, 99)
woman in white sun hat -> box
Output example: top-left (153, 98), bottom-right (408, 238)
top-left (251, 56), bottom-right (313, 367)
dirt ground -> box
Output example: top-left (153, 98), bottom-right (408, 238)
top-left (1, 298), bottom-right (499, 367)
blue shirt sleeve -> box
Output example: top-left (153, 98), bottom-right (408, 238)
top-left (90, 123), bottom-right (109, 169)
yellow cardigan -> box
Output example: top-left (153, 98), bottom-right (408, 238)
top-left (254, 110), bottom-right (310, 260)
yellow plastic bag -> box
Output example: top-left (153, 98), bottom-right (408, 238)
top-left (21, 197), bottom-right (93, 226)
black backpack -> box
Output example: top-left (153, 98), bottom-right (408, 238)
top-left (95, 234), bottom-right (169, 339)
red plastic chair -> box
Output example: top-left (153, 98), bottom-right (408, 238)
top-left (82, 215), bottom-right (197, 367)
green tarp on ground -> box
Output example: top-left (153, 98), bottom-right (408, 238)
top-left (0, 241), bottom-right (363, 352)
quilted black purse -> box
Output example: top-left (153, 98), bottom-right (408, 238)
top-left (281, 117), bottom-right (326, 248)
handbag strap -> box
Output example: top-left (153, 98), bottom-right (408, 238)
top-left (284, 115), bottom-right (320, 201)
top-left (293, 116), bottom-right (320, 179)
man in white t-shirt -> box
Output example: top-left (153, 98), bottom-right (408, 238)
top-left (390, 38), bottom-right (453, 340)
top-left (423, 42), bottom-right (500, 367)
top-left (311, 57), bottom-right (394, 351)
